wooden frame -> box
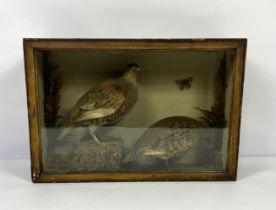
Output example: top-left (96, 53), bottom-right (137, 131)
top-left (23, 39), bottom-right (247, 182)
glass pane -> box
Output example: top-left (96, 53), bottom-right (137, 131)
top-left (35, 50), bottom-right (235, 173)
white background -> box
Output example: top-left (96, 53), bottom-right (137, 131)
top-left (0, 1), bottom-right (276, 210)
top-left (0, 0), bottom-right (275, 158)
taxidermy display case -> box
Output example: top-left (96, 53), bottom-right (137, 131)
top-left (24, 39), bottom-right (247, 182)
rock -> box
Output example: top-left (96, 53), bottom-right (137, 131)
top-left (72, 138), bottom-right (124, 172)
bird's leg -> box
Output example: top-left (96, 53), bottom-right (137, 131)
top-left (164, 159), bottom-right (171, 170)
top-left (164, 158), bottom-right (175, 171)
top-left (97, 126), bottom-right (120, 142)
top-left (88, 126), bottom-right (101, 144)
top-left (96, 127), bottom-right (121, 144)
top-left (97, 126), bottom-right (111, 140)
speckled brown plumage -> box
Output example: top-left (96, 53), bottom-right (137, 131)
top-left (66, 82), bottom-right (136, 127)
top-left (57, 64), bottom-right (140, 142)
top-left (124, 116), bottom-right (203, 164)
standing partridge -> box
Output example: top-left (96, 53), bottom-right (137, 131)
top-left (124, 116), bottom-right (203, 169)
top-left (57, 64), bottom-right (140, 143)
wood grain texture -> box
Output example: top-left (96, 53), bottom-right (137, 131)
top-left (226, 39), bottom-right (247, 180)
top-left (24, 41), bottom-right (42, 182)
top-left (23, 38), bottom-right (247, 182)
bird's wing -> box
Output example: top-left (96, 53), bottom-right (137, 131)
top-left (80, 102), bottom-right (97, 111)
top-left (73, 83), bottom-right (126, 122)
top-left (74, 107), bottom-right (118, 122)
top-left (141, 149), bottom-right (168, 156)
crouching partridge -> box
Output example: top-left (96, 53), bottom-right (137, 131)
top-left (124, 116), bottom-right (203, 169)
